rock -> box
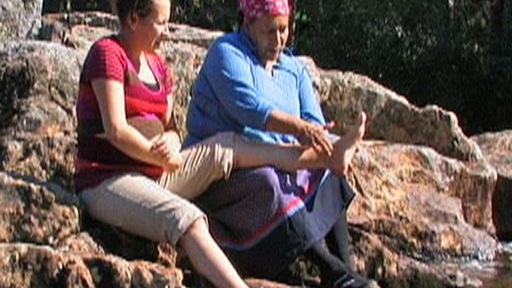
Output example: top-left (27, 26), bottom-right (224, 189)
top-left (169, 23), bottom-right (225, 48)
top-left (0, 40), bottom-right (85, 190)
top-left (0, 170), bottom-right (185, 287)
top-left (0, 172), bottom-right (79, 245)
top-left (56, 232), bottom-right (106, 256)
top-left (471, 130), bottom-right (512, 240)
top-left (39, 12), bottom-right (223, 51)
top-left (81, 215), bottom-right (177, 266)
top-left (300, 58), bottom-right (484, 162)
top-left (0, 243), bottom-right (183, 288)
top-left (0, 0), bottom-right (43, 40)
top-left (349, 142), bottom-right (496, 254)
top-left (0, 41), bottom-right (83, 134)
top-left (347, 142), bottom-right (497, 286)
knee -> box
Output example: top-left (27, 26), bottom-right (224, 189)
top-left (206, 132), bottom-right (236, 149)
top-left (248, 167), bottom-right (281, 191)
top-left (209, 132), bottom-right (236, 178)
top-left (180, 217), bottom-right (209, 243)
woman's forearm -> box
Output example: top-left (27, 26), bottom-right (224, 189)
top-left (265, 110), bottom-right (306, 136)
top-left (106, 124), bottom-right (167, 167)
top-left (265, 110), bottom-right (333, 155)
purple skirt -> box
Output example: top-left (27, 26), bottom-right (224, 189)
top-left (194, 167), bottom-right (355, 278)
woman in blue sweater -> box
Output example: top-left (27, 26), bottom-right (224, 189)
top-left (184, 0), bottom-right (377, 287)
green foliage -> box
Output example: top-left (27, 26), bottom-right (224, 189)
top-left (43, 0), bottom-right (112, 13)
top-left (71, 0), bottom-right (112, 12)
top-left (294, 0), bottom-right (501, 134)
top-left (171, 0), bottom-right (239, 31)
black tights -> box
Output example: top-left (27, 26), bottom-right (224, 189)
top-left (328, 207), bottom-right (353, 267)
top-left (305, 208), bottom-right (353, 278)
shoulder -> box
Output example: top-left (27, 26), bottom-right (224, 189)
top-left (81, 35), bottom-right (128, 81)
top-left (91, 35), bottom-right (123, 54)
top-left (85, 35), bottom-right (125, 65)
top-left (209, 32), bottom-right (249, 58)
top-left (212, 32), bottom-right (239, 48)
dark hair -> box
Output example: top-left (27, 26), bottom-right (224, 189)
top-left (113, 0), bottom-right (154, 24)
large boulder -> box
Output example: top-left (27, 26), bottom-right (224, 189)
top-left (471, 130), bottom-right (512, 240)
top-left (347, 142), bottom-right (496, 285)
top-left (0, 0), bottom-right (43, 40)
top-left (300, 58), bottom-right (483, 162)
top-left (0, 41), bottom-right (85, 190)
top-left (0, 171), bottom-right (186, 288)
top-left (0, 243), bottom-right (183, 288)
top-left (0, 172), bottom-right (79, 245)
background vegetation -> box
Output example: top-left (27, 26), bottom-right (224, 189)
top-left (42, 0), bottom-right (512, 135)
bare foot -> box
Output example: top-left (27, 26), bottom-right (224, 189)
top-left (329, 112), bottom-right (366, 176)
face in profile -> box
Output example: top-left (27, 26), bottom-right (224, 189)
top-left (132, 0), bottom-right (171, 52)
top-left (247, 14), bottom-right (289, 65)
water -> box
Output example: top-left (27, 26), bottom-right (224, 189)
top-left (484, 249), bottom-right (512, 287)
top-left (467, 243), bottom-right (512, 287)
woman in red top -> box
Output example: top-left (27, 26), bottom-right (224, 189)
top-left (76, 0), bottom-right (251, 286)
top-left (75, 0), bottom-right (365, 286)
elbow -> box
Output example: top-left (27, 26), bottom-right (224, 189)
top-left (104, 125), bottom-right (125, 144)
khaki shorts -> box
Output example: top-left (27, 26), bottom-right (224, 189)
top-left (80, 132), bottom-right (236, 246)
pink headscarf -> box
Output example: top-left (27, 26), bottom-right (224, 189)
top-left (239, 0), bottom-right (290, 25)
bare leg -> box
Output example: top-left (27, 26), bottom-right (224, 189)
top-left (179, 218), bottom-right (249, 288)
top-left (233, 138), bottom-right (329, 171)
top-left (233, 112), bottom-right (367, 174)
top-left (164, 112), bottom-right (365, 199)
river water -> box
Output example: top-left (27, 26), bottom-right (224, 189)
top-left (483, 255), bottom-right (512, 287)
top-left (467, 242), bottom-right (512, 287)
